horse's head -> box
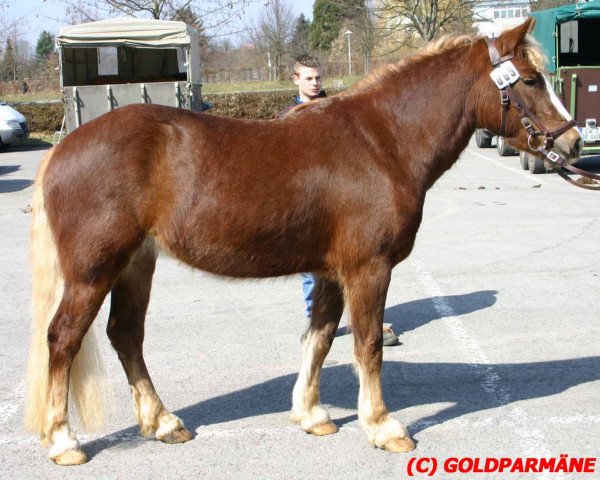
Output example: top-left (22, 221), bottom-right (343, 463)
top-left (472, 18), bottom-right (582, 167)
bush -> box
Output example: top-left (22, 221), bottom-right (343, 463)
top-left (203, 90), bottom-right (298, 119)
top-left (10, 101), bottom-right (63, 133)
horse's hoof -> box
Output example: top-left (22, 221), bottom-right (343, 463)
top-left (308, 421), bottom-right (338, 436)
top-left (157, 426), bottom-right (194, 444)
top-left (381, 436), bottom-right (416, 453)
top-left (52, 448), bottom-right (88, 465)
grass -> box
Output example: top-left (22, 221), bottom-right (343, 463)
top-left (27, 133), bottom-right (54, 145)
top-left (2, 92), bottom-right (61, 103)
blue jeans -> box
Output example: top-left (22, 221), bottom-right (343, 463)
top-left (301, 272), bottom-right (315, 318)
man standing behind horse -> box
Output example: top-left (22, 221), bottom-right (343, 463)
top-left (277, 54), bottom-right (400, 347)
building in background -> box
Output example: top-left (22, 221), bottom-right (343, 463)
top-left (474, 0), bottom-right (531, 37)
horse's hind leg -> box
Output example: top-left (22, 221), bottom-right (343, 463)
top-left (44, 281), bottom-right (110, 465)
top-left (291, 275), bottom-right (343, 435)
top-left (106, 239), bottom-right (193, 444)
top-left (345, 259), bottom-right (415, 452)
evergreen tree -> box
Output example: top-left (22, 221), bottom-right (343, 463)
top-left (1, 38), bottom-right (18, 81)
top-left (172, 6), bottom-right (211, 51)
top-left (288, 14), bottom-right (311, 57)
top-left (310, 0), bottom-right (364, 51)
top-left (35, 31), bottom-right (55, 63)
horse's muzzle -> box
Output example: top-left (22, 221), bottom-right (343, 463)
top-left (551, 128), bottom-right (583, 167)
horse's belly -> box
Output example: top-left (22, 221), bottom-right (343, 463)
top-left (155, 230), bottom-right (318, 279)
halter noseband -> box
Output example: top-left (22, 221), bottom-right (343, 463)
top-left (486, 38), bottom-right (600, 191)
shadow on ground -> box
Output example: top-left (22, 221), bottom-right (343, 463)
top-left (0, 165), bottom-right (21, 176)
top-left (83, 290), bottom-right (598, 460)
top-left (0, 164), bottom-right (33, 193)
top-left (85, 355), bottom-right (600, 459)
top-left (571, 154), bottom-right (600, 173)
top-left (9, 138), bottom-right (52, 151)
top-left (86, 290), bottom-right (502, 456)
top-left (384, 290), bottom-right (497, 336)
top-left (0, 179), bottom-right (33, 193)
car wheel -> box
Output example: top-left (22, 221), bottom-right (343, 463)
top-left (528, 154), bottom-right (547, 174)
top-left (475, 129), bottom-right (493, 148)
top-left (497, 136), bottom-right (517, 156)
top-left (0, 138), bottom-right (7, 151)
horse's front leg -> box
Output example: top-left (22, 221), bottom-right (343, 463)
top-left (346, 259), bottom-right (416, 452)
top-left (291, 275), bottom-right (344, 435)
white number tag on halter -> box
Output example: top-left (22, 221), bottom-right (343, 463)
top-left (490, 61), bottom-right (520, 89)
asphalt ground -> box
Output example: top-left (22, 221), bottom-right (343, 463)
top-left (0, 141), bottom-right (599, 479)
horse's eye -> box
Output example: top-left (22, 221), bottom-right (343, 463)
top-left (522, 78), bottom-right (537, 86)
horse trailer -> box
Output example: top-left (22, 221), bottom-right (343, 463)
top-left (56, 18), bottom-right (204, 137)
top-left (520, 0), bottom-right (600, 173)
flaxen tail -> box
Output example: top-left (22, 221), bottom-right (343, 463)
top-left (25, 147), bottom-right (109, 434)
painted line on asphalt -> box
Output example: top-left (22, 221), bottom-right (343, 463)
top-left (467, 148), bottom-right (544, 185)
top-left (411, 260), bottom-right (559, 478)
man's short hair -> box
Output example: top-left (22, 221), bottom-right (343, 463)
top-left (293, 54), bottom-right (322, 76)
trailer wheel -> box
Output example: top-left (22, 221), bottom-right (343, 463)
top-left (475, 129), bottom-right (493, 148)
top-left (519, 151), bottom-right (529, 170)
top-left (497, 136), bottom-right (517, 156)
top-left (528, 154), bottom-right (547, 174)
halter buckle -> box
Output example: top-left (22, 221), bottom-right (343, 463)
top-left (521, 118), bottom-right (536, 134)
top-left (546, 151), bottom-right (561, 164)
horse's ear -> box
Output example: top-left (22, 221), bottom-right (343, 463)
top-left (495, 18), bottom-right (535, 57)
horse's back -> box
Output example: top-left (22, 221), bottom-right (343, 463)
top-left (40, 105), bottom-right (335, 278)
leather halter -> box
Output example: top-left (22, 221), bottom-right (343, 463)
top-left (486, 38), bottom-right (600, 191)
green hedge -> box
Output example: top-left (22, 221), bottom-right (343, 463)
top-left (13, 102), bottom-right (63, 134)
top-left (13, 89), bottom-right (341, 133)
top-left (203, 90), bottom-right (297, 119)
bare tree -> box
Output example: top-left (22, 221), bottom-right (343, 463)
top-left (529, 0), bottom-right (576, 11)
top-left (248, 0), bottom-right (295, 80)
top-left (0, 1), bottom-right (27, 43)
top-left (60, 0), bottom-right (258, 37)
top-left (375, 0), bottom-right (478, 48)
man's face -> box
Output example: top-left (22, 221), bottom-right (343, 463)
top-left (293, 66), bottom-right (323, 102)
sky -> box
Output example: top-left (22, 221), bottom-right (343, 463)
top-left (3, 0), bottom-right (316, 48)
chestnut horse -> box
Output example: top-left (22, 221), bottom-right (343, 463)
top-left (26, 19), bottom-right (581, 465)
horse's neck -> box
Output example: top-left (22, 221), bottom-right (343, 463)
top-left (378, 49), bottom-right (481, 191)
